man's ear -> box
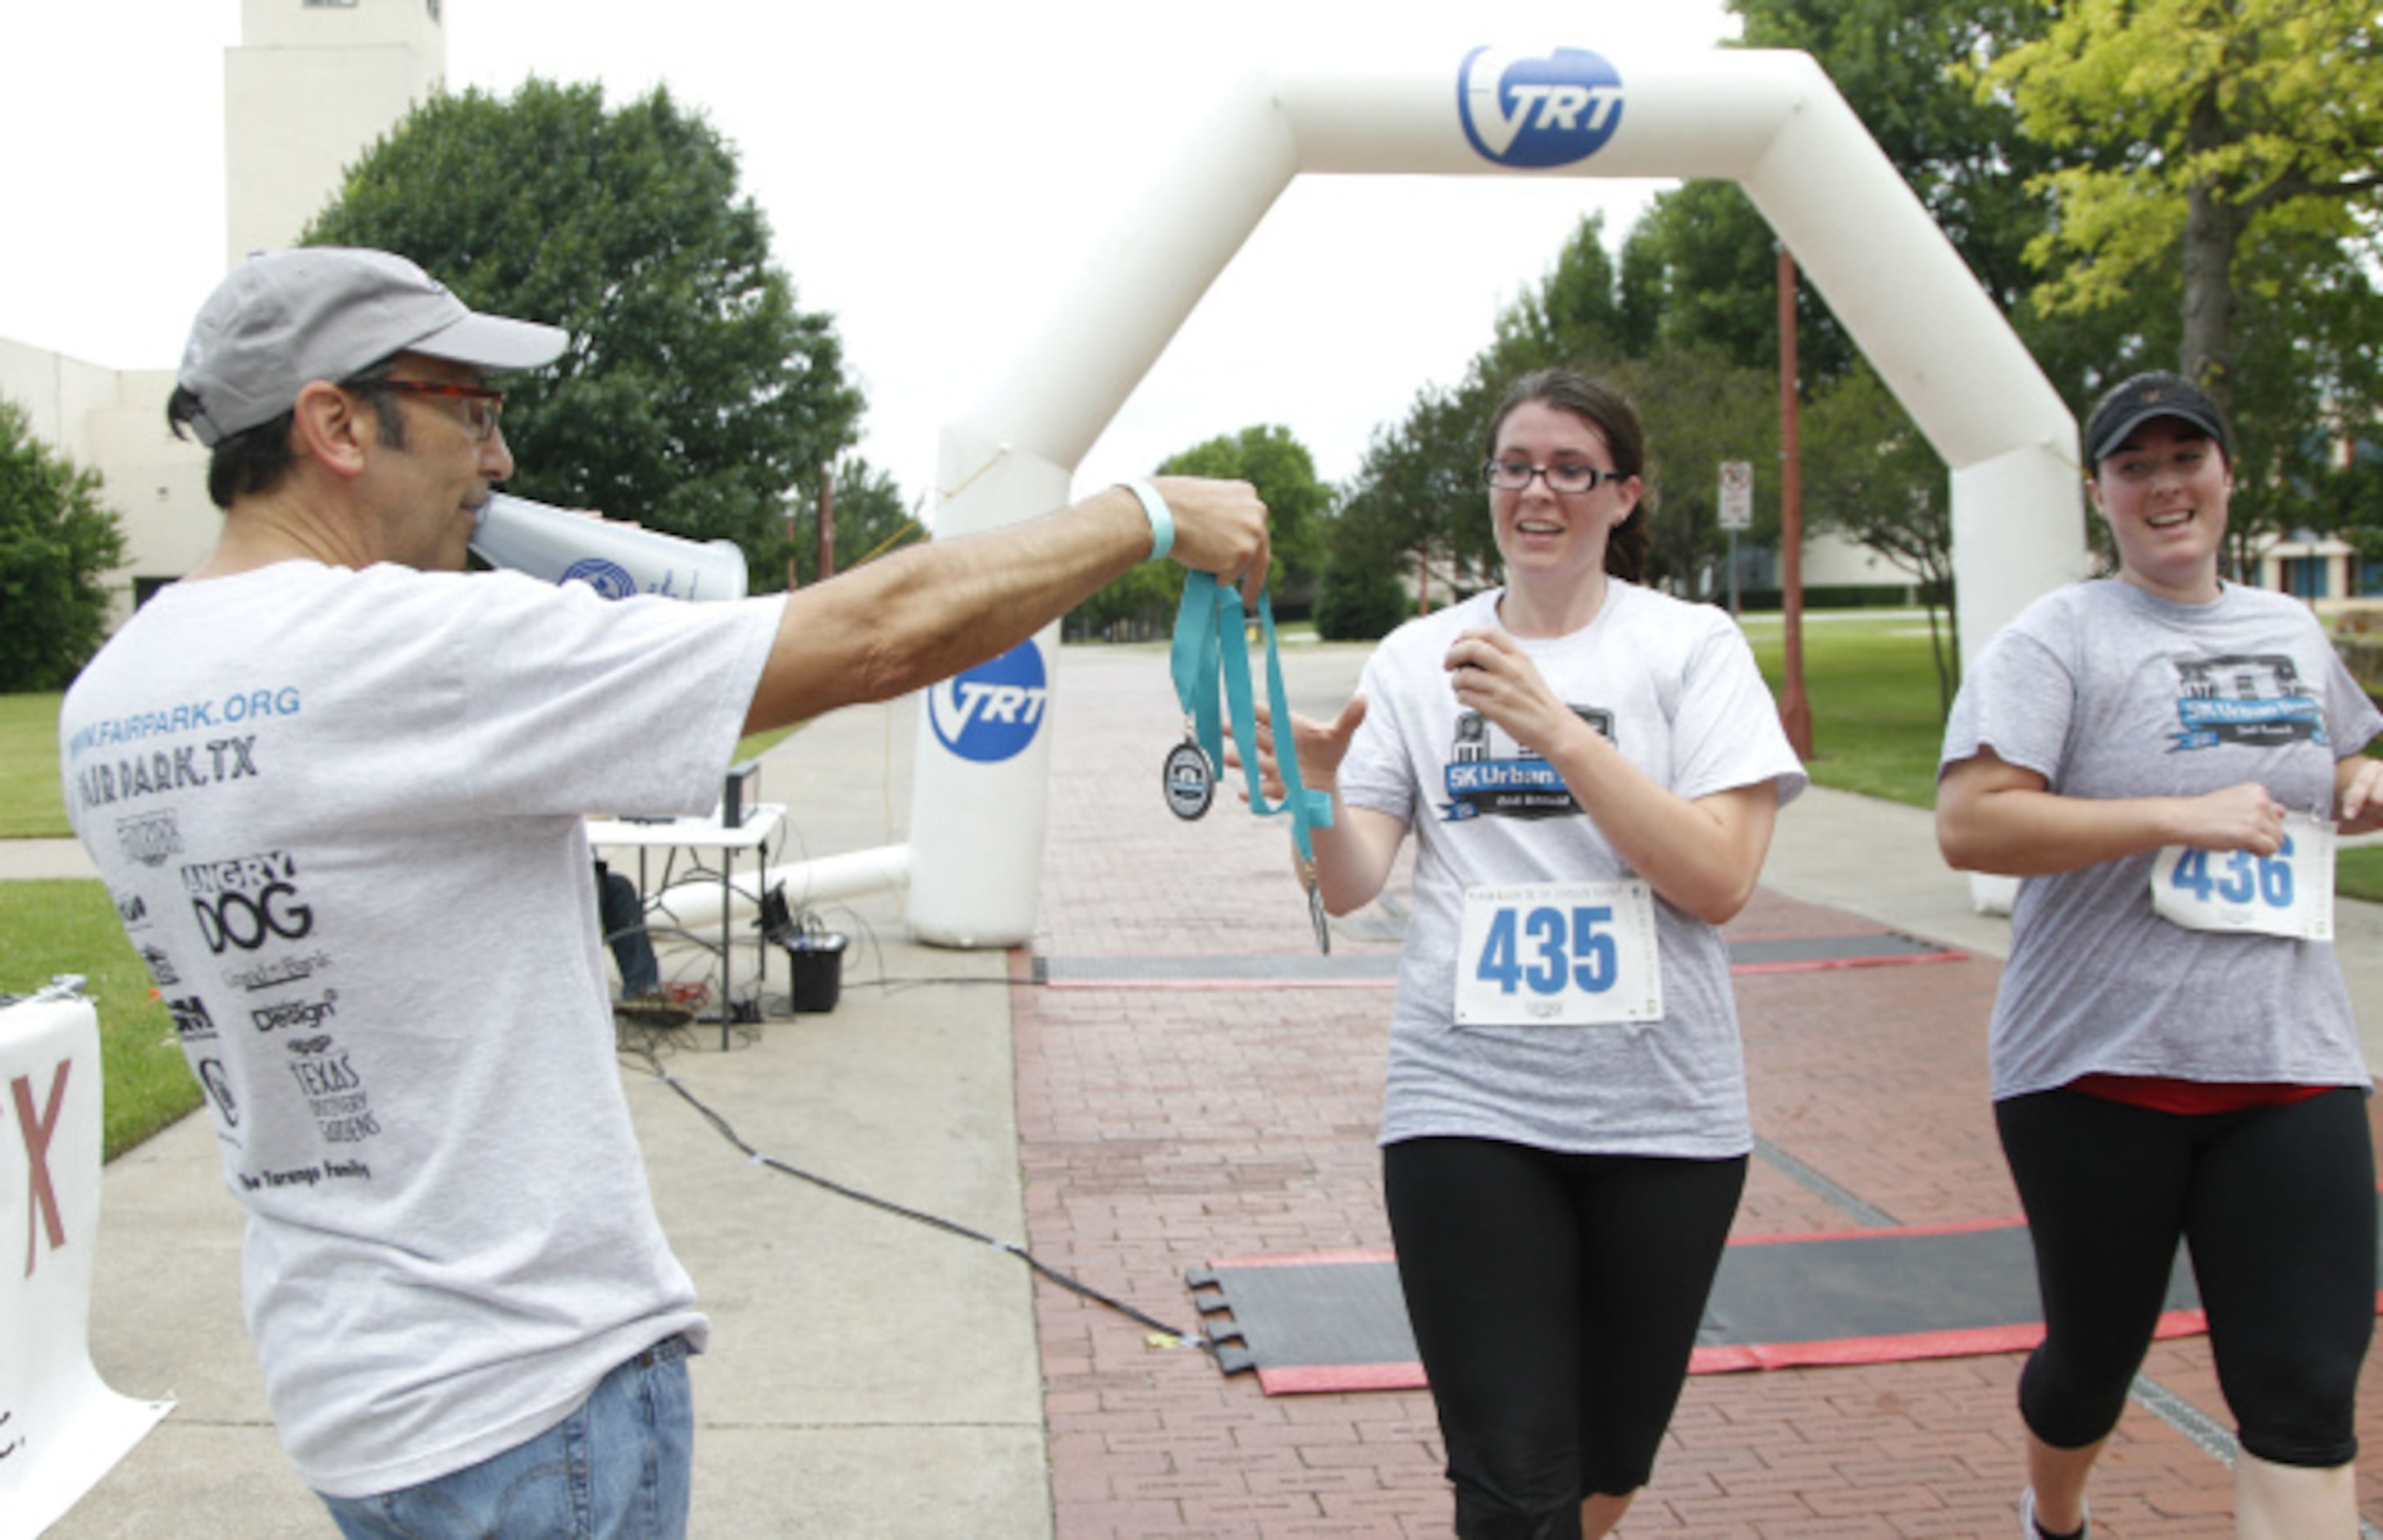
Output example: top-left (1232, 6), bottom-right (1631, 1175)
top-left (289, 380), bottom-right (373, 479)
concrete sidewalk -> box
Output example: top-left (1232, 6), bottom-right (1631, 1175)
top-left (23, 637), bottom-right (2383, 1538)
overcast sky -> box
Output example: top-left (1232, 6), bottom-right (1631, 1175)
top-left (1, 0), bottom-right (1741, 504)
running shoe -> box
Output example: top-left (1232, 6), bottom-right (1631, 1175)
top-left (2019, 1487), bottom-right (2087, 1539)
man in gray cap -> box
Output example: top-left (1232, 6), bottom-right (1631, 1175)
top-left (60, 247), bottom-right (1268, 1536)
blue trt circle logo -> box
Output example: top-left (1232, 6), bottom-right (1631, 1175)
top-left (928, 640), bottom-right (1049, 763)
top-left (561, 557), bottom-right (639, 599)
top-left (1458, 47), bottom-right (1626, 169)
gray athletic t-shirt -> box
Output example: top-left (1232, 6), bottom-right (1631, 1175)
top-left (1338, 584), bottom-right (1806, 1159)
top-left (1939, 579), bottom-right (2380, 1100)
top-left (61, 562), bottom-right (782, 1497)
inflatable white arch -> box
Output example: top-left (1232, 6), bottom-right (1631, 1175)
top-left (904, 48), bottom-right (2088, 946)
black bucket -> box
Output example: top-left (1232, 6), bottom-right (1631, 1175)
top-left (783, 930), bottom-right (847, 1014)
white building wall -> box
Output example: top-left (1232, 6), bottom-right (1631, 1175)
top-left (0, 342), bottom-right (212, 619)
top-left (225, 0), bottom-right (445, 263)
top-left (87, 373), bottom-right (216, 591)
top-left (0, 342), bottom-right (122, 463)
top-left (1801, 529), bottom-right (1915, 593)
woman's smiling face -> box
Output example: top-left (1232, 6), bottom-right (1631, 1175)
top-left (2090, 415), bottom-right (2232, 604)
top-left (1488, 399), bottom-right (1641, 590)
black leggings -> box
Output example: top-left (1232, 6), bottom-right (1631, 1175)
top-left (1997, 1086), bottom-right (2375, 1467)
top-left (1383, 1137), bottom-right (1747, 1538)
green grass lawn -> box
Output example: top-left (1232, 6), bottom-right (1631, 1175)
top-left (2344, 843), bottom-right (2383, 904)
top-left (0, 882), bottom-right (200, 1160)
top-left (0, 693), bottom-right (71, 837)
top-left (1738, 609), bottom-right (1955, 808)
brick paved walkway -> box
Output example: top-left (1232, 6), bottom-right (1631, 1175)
top-left (1014, 644), bottom-right (2383, 1538)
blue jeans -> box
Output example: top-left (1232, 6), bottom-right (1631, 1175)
top-left (321, 1336), bottom-right (695, 1539)
top-left (595, 862), bottom-right (661, 998)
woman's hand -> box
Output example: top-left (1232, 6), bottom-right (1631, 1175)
top-left (2176, 781), bottom-right (2291, 858)
top-left (1224, 696), bottom-right (1368, 804)
top-left (2340, 755), bottom-right (2383, 835)
top-left (1444, 627), bottom-right (1585, 759)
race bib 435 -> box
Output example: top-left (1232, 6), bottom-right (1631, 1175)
top-left (1455, 881), bottom-right (1663, 1026)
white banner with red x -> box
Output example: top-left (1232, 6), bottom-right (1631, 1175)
top-left (0, 992), bottom-right (171, 1538)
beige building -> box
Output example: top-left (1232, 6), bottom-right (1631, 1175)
top-left (2254, 529), bottom-right (2379, 608)
top-left (5, 0), bottom-right (444, 616)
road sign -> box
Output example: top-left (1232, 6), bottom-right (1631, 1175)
top-left (1719, 461), bottom-right (1754, 531)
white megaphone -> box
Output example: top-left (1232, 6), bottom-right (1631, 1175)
top-left (469, 492), bottom-right (750, 603)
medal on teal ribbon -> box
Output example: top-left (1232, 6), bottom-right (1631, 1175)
top-left (1167, 573), bottom-right (1336, 953)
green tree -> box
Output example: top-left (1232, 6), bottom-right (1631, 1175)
top-left (1988, 0), bottom-right (2383, 558)
top-left (1164, 425), bottom-right (1333, 598)
top-left (1482, 213), bottom-right (1626, 378)
top-left (0, 398), bottom-right (126, 690)
top-left (1987, 0), bottom-right (2383, 400)
top-left (1311, 550), bottom-right (1410, 641)
top-left (763, 455), bottom-right (922, 593)
top-left (1332, 383), bottom-right (1494, 613)
top-left (305, 79), bottom-right (863, 559)
top-left (1623, 0), bottom-right (2157, 400)
top-left (1620, 181), bottom-right (1833, 381)
top-left (1622, 1), bottom-right (2107, 386)
top-left (0, 395), bottom-right (127, 691)
top-left (1336, 220), bottom-right (1775, 606)
top-left (1604, 349), bottom-right (1779, 599)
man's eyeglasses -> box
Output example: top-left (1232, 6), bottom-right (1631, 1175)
top-left (1482, 460), bottom-right (1627, 494)
top-left (379, 380), bottom-right (506, 442)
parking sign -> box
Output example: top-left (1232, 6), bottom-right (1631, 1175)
top-left (1719, 461), bottom-right (1754, 530)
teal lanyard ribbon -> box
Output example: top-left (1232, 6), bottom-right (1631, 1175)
top-left (1169, 574), bottom-right (1334, 868)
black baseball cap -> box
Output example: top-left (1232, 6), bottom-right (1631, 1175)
top-left (2083, 371), bottom-right (2230, 467)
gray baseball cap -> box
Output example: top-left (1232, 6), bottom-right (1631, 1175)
top-left (171, 248), bottom-right (568, 446)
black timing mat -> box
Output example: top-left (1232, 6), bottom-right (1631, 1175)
top-left (1037, 931), bottom-right (1959, 991)
top-left (1188, 1211), bottom-right (2383, 1395)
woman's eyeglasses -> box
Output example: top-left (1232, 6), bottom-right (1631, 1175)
top-left (1481, 460), bottom-right (1626, 494)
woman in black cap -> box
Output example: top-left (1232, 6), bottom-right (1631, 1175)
top-left (1938, 370), bottom-right (2383, 1538)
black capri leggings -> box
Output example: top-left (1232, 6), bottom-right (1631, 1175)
top-left (1383, 1137), bottom-right (1747, 1538)
top-left (1997, 1086), bottom-right (2375, 1467)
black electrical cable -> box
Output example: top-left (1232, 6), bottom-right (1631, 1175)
top-left (617, 1041), bottom-right (1210, 1353)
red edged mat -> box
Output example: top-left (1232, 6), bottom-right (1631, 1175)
top-left (1187, 1212), bottom-right (2366, 1395)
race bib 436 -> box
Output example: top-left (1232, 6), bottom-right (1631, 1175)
top-left (2149, 813), bottom-right (2336, 941)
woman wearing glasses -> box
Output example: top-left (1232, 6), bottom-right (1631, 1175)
top-left (1253, 368), bottom-right (1804, 1538)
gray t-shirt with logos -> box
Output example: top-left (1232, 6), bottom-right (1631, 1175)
top-left (61, 562), bottom-right (782, 1497)
top-left (1939, 578), bottom-right (2379, 1100)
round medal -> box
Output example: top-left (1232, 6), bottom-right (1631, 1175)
top-left (1163, 740), bottom-right (1214, 820)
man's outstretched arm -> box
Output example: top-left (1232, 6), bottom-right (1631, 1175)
top-left (743, 477), bottom-right (1269, 734)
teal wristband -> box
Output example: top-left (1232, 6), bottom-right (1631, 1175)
top-left (1121, 480), bottom-right (1173, 563)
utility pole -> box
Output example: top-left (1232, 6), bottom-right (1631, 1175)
top-left (1777, 247), bottom-right (1814, 759)
top-left (816, 462), bottom-right (837, 585)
